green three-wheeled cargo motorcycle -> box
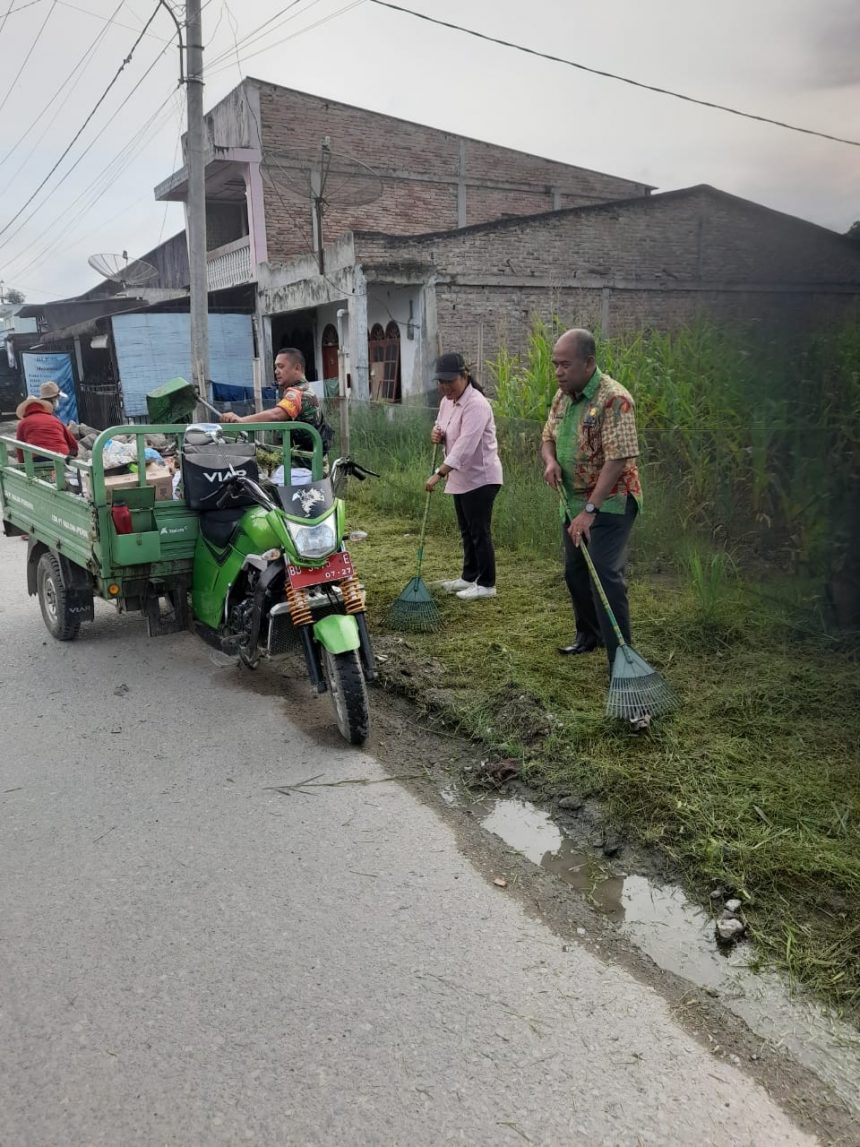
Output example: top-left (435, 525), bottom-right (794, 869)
top-left (0, 421), bottom-right (377, 745)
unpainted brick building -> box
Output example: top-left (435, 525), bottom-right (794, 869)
top-left (154, 79), bottom-right (860, 401)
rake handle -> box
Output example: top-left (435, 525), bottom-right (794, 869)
top-left (415, 444), bottom-right (439, 575)
top-left (558, 487), bottom-right (628, 651)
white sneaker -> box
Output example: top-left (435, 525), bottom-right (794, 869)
top-left (456, 584), bottom-right (497, 600)
top-left (440, 578), bottom-right (474, 594)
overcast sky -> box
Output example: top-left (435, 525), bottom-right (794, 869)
top-left (0, 0), bottom-right (857, 301)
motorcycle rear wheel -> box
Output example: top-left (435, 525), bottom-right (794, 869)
top-left (321, 647), bottom-right (369, 745)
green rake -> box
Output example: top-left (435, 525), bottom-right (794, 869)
top-left (560, 489), bottom-right (676, 722)
top-left (388, 447), bottom-right (442, 633)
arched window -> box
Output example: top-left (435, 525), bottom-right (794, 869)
top-left (367, 322), bottom-right (401, 402)
top-left (382, 321), bottom-right (401, 402)
top-left (321, 323), bottom-right (339, 382)
top-left (368, 323), bottom-right (386, 363)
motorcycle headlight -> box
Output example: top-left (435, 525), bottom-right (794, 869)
top-left (287, 518), bottom-right (336, 559)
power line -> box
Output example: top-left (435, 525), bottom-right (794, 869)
top-left (0, 1), bottom-right (169, 247)
top-left (2, 53), bottom-right (176, 270)
top-left (0, 0), bottom-right (17, 39)
top-left (0, 0), bottom-right (58, 116)
top-left (0, 0), bottom-right (48, 32)
top-left (1, 0), bottom-right (46, 29)
top-left (368, 0), bottom-right (860, 149)
top-left (208, 0), bottom-right (364, 75)
top-left (0, 0), bottom-right (124, 181)
top-left (54, 0), bottom-right (172, 42)
top-left (157, 92), bottom-right (185, 245)
top-left (221, 0), bottom-right (244, 81)
top-left (6, 88), bottom-right (178, 281)
top-left (207, 0), bottom-right (306, 65)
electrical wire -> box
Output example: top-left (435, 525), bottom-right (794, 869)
top-left (6, 89), bottom-right (178, 281)
top-left (0, 0), bottom-right (44, 35)
top-left (6, 100), bottom-right (175, 280)
top-left (0, 1), bottom-right (170, 247)
top-left (203, 0), bottom-right (224, 48)
top-left (368, 0), bottom-right (860, 149)
top-left (0, 0), bottom-right (125, 181)
top-left (221, 0), bottom-right (244, 82)
top-left (0, 0), bottom-right (58, 116)
top-left (207, 0), bottom-right (364, 75)
top-left (54, 0), bottom-right (172, 42)
top-left (205, 0), bottom-right (308, 69)
top-left (3, 79), bottom-right (177, 274)
top-left (156, 92), bottom-right (185, 246)
top-left (0, 47), bottom-right (176, 263)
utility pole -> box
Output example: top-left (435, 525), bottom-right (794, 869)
top-left (185, 0), bottom-right (209, 399)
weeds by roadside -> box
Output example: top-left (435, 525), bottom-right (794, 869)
top-left (339, 318), bottom-right (860, 1017)
top-left (347, 494), bottom-right (860, 1023)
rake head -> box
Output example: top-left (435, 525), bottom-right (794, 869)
top-left (607, 643), bottom-right (677, 720)
top-left (388, 576), bottom-right (442, 632)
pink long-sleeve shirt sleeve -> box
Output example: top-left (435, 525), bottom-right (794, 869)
top-left (434, 386), bottom-right (503, 495)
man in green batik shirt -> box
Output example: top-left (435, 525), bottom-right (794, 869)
top-left (540, 328), bottom-right (642, 668)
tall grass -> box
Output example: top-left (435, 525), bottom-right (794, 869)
top-left (344, 318), bottom-right (860, 629)
top-left (486, 318), bottom-right (860, 621)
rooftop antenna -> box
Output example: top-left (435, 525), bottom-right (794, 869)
top-left (87, 250), bottom-right (158, 293)
top-left (261, 138), bottom-right (384, 274)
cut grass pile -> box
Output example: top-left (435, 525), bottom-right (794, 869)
top-left (347, 492), bottom-right (860, 1023)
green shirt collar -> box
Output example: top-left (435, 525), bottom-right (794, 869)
top-left (571, 367), bottom-right (601, 404)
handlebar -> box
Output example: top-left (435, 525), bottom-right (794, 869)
top-left (213, 472), bottom-right (276, 511)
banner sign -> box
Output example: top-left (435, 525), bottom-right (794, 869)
top-left (22, 352), bottom-right (78, 423)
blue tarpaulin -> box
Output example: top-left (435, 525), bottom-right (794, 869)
top-left (211, 382), bottom-right (276, 403)
top-left (111, 312), bottom-right (254, 417)
top-left (22, 352), bottom-right (78, 423)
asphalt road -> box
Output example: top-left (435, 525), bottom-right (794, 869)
top-left (0, 536), bottom-right (817, 1147)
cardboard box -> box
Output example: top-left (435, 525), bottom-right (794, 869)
top-left (82, 463), bottom-right (173, 504)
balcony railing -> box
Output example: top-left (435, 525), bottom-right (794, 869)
top-left (207, 236), bottom-right (252, 291)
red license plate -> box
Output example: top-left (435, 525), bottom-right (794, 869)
top-left (287, 550), bottom-right (354, 589)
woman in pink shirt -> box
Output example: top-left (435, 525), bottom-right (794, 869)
top-left (425, 353), bottom-right (503, 600)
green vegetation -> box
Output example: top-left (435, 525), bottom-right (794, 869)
top-left (349, 497), bottom-right (860, 1021)
top-left (487, 318), bottom-right (860, 586)
top-left (340, 319), bottom-right (860, 1019)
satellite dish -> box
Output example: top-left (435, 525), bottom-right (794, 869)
top-left (88, 250), bottom-right (158, 290)
top-left (262, 138), bottom-right (384, 273)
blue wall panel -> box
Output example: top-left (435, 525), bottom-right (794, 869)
top-left (112, 312), bottom-right (253, 417)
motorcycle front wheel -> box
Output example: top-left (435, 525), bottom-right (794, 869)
top-left (321, 647), bottom-right (370, 745)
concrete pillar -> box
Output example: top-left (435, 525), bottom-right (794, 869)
top-left (258, 310), bottom-right (274, 391)
top-left (350, 265), bottom-right (370, 400)
top-left (457, 140), bottom-right (467, 228)
top-left (421, 281), bottom-right (439, 400)
top-left (245, 162), bottom-right (268, 268)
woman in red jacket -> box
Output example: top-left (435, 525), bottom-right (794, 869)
top-left (15, 382), bottom-right (78, 462)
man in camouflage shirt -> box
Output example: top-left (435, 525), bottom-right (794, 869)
top-left (540, 328), bottom-right (642, 666)
top-left (221, 347), bottom-right (324, 432)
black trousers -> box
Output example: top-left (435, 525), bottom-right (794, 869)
top-left (453, 484), bottom-right (501, 588)
top-left (563, 497), bottom-right (637, 667)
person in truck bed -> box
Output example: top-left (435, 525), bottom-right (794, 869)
top-left (15, 381), bottom-right (78, 463)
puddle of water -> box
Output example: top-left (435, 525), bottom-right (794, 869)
top-left (478, 796), bottom-right (860, 1111)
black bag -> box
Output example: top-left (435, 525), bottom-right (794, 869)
top-left (182, 431), bottom-right (258, 510)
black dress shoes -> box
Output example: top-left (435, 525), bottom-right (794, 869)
top-left (558, 635), bottom-right (602, 655)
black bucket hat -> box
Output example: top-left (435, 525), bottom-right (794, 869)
top-left (433, 352), bottom-right (467, 381)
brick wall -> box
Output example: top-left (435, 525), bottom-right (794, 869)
top-left (434, 284), bottom-right (860, 386)
top-left (354, 186), bottom-right (860, 382)
top-left (255, 82), bottom-right (648, 259)
top-left (356, 187), bottom-right (860, 287)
